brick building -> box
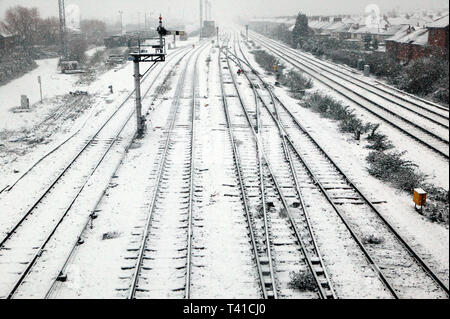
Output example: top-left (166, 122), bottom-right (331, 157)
top-left (427, 14), bottom-right (449, 57)
top-left (386, 14), bottom-right (449, 62)
top-left (0, 31), bottom-right (16, 53)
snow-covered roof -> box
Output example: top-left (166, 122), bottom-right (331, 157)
top-left (0, 30), bottom-right (15, 38)
top-left (324, 21), bottom-right (347, 31)
top-left (249, 16), bottom-right (296, 26)
top-left (386, 27), bottom-right (429, 46)
top-left (427, 14), bottom-right (449, 28)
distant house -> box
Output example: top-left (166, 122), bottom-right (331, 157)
top-left (385, 26), bottom-right (431, 61)
top-left (385, 14), bottom-right (449, 61)
top-left (0, 31), bottom-right (17, 52)
top-left (427, 14), bottom-right (449, 57)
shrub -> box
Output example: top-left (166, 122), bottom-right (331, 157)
top-left (366, 124), bottom-right (394, 151)
top-left (251, 50), bottom-right (283, 74)
top-left (362, 234), bottom-right (384, 245)
top-left (288, 271), bottom-right (317, 291)
top-left (420, 184), bottom-right (449, 224)
top-left (281, 70), bottom-right (313, 98)
top-left (366, 151), bottom-right (425, 192)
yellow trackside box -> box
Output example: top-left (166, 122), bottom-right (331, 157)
top-left (413, 188), bottom-right (427, 206)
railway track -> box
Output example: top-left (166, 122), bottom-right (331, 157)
top-left (220, 38), bottom-right (336, 299)
top-left (234, 33), bottom-right (449, 299)
top-left (249, 32), bottom-right (449, 159)
top-left (254, 34), bottom-right (449, 126)
top-left (40, 47), bottom-right (194, 299)
top-left (126, 42), bottom-right (208, 299)
top-left (0, 46), bottom-right (192, 299)
top-left (0, 47), bottom-right (189, 196)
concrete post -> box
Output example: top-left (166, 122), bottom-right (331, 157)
top-left (21, 95), bottom-right (29, 109)
top-left (133, 58), bottom-right (144, 137)
top-left (364, 64), bottom-right (370, 76)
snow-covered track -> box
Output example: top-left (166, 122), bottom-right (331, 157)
top-left (221, 37), bottom-right (336, 299)
top-left (249, 32), bottom-right (449, 160)
top-left (41, 48), bottom-right (194, 299)
top-left (127, 43), bottom-right (208, 299)
top-left (0, 47), bottom-right (191, 300)
top-left (237, 35), bottom-right (449, 299)
top-left (1, 48), bottom-right (189, 195)
top-left (253, 33), bottom-right (449, 126)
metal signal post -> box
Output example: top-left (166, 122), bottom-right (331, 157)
top-left (130, 16), bottom-right (168, 137)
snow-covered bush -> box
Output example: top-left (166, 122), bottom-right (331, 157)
top-left (288, 271), bottom-right (316, 291)
top-left (366, 124), bottom-right (394, 151)
top-left (280, 70), bottom-right (313, 98)
top-left (251, 50), bottom-right (283, 74)
top-left (366, 150), bottom-right (425, 192)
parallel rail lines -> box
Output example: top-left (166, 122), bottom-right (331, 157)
top-left (236, 34), bottom-right (449, 298)
top-left (43, 48), bottom-right (193, 299)
top-left (256, 34), bottom-right (449, 126)
top-left (221, 36), bottom-right (336, 298)
top-left (127, 43), bottom-right (207, 299)
top-left (0, 47), bottom-right (191, 299)
top-left (249, 32), bottom-right (449, 159)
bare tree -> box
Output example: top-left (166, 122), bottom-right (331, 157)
top-left (37, 17), bottom-right (60, 46)
top-left (0, 6), bottom-right (41, 51)
top-left (81, 19), bottom-right (107, 45)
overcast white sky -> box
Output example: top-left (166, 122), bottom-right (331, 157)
top-left (0, 0), bottom-right (448, 25)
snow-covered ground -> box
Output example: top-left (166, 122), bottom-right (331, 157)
top-left (0, 32), bottom-right (447, 299)
top-left (240, 36), bottom-right (449, 287)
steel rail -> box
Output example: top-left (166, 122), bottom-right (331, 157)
top-left (185, 38), bottom-right (202, 300)
top-left (226, 35), bottom-right (336, 299)
top-left (249, 33), bottom-right (449, 160)
top-left (254, 33), bottom-right (449, 124)
top-left (234, 35), bottom-right (337, 299)
top-left (43, 48), bottom-right (193, 299)
top-left (238, 35), bottom-right (449, 297)
top-left (4, 47), bottom-right (193, 300)
top-left (1, 47), bottom-right (189, 195)
top-left (235, 35), bottom-right (400, 298)
top-left (128, 42), bottom-right (208, 299)
top-left (218, 46), bottom-right (269, 299)
top-left (222, 40), bottom-right (279, 298)
top-left (226, 49), bottom-right (279, 299)
top-left (251, 33), bottom-right (450, 138)
top-left (0, 47), bottom-right (189, 251)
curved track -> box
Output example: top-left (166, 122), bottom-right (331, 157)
top-left (0, 46), bottom-right (192, 299)
top-left (221, 37), bottom-right (336, 299)
top-left (249, 31), bottom-right (449, 159)
top-left (234, 33), bottom-right (449, 299)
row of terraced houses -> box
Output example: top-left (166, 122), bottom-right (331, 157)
top-left (250, 13), bottom-right (449, 62)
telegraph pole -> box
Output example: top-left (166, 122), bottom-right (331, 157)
top-left (246, 25), bottom-right (249, 41)
top-left (216, 26), bottom-right (219, 43)
top-left (199, 0), bottom-right (203, 38)
top-left (119, 11), bottom-right (123, 34)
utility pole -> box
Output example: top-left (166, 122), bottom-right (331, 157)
top-left (119, 11), bottom-right (123, 35)
top-left (216, 26), bottom-right (219, 43)
top-left (138, 12), bottom-right (141, 32)
top-left (199, 0), bottom-right (203, 38)
top-left (130, 16), bottom-right (168, 137)
top-left (58, 0), bottom-right (67, 59)
top-left (133, 57), bottom-right (143, 137)
top-left (246, 25), bottom-right (249, 41)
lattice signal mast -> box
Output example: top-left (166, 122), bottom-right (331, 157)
top-left (58, 0), bottom-right (67, 59)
